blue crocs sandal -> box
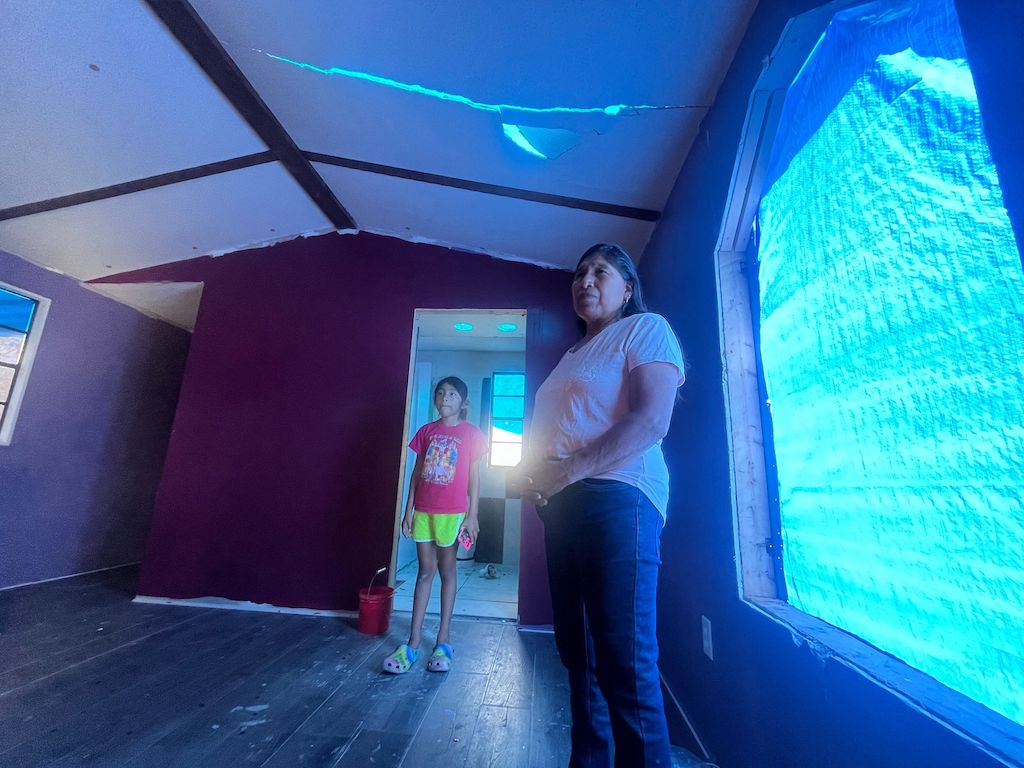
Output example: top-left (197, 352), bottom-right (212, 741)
top-left (426, 643), bottom-right (453, 672)
top-left (382, 644), bottom-right (418, 674)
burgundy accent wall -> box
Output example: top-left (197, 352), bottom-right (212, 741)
top-left (116, 232), bottom-right (574, 619)
top-left (0, 249), bottom-right (189, 588)
top-left (641, 1), bottom-right (1022, 766)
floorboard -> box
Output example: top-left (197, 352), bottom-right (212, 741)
top-left (465, 704), bottom-right (532, 768)
top-left (0, 568), bottom-right (152, 671)
top-left (525, 631), bottom-right (573, 768)
top-left (0, 609), bottom-right (203, 695)
top-left (5, 613), bottom-right (304, 765)
top-left (482, 624), bottom-right (535, 709)
top-left (399, 670), bottom-right (486, 768)
top-left (0, 566), bottom-right (707, 768)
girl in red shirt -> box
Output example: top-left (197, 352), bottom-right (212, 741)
top-left (383, 376), bottom-right (487, 674)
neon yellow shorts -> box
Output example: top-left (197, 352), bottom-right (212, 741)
top-left (411, 511), bottom-right (464, 547)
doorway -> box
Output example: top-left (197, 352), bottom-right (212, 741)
top-left (391, 309), bottom-right (527, 621)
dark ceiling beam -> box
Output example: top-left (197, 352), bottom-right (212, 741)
top-left (0, 153), bottom-right (274, 222)
top-left (306, 152), bottom-right (661, 223)
top-left (144, 0), bottom-right (356, 230)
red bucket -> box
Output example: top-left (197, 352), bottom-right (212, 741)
top-left (357, 585), bottom-right (394, 635)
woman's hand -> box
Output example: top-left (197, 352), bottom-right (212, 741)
top-left (513, 457), bottom-right (573, 507)
top-left (401, 511), bottom-right (414, 539)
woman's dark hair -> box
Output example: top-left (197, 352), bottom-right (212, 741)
top-left (576, 243), bottom-right (650, 317)
top-left (435, 376), bottom-right (470, 419)
top-left (574, 243), bottom-right (650, 335)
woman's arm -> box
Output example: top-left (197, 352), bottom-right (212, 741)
top-left (519, 361), bottom-right (679, 504)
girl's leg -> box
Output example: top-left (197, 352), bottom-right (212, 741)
top-left (435, 542), bottom-right (459, 645)
top-left (409, 541), bottom-right (438, 648)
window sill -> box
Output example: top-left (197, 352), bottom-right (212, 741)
top-left (745, 597), bottom-right (1024, 766)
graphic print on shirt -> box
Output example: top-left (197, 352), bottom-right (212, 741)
top-left (571, 360), bottom-right (603, 383)
top-left (422, 434), bottom-right (460, 486)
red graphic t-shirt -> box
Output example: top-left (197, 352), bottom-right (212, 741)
top-left (409, 420), bottom-right (488, 514)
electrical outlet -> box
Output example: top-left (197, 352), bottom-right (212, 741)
top-left (701, 615), bottom-right (714, 660)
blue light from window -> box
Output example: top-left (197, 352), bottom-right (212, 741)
top-left (501, 124), bottom-right (547, 159)
top-left (261, 52), bottom-right (656, 117)
top-left (258, 50), bottom-right (690, 158)
top-left (757, 0), bottom-right (1024, 726)
top-left (490, 372), bottom-right (526, 467)
top-left (453, 322), bottom-right (474, 332)
top-left (0, 287), bottom-right (36, 334)
top-left (492, 372), bottom-right (526, 397)
top-left (497, 323), bottom-right (518, 333)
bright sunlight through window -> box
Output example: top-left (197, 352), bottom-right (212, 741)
top-left (489, 372), bottom-right (525, 467)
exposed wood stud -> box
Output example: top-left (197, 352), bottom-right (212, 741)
top-left (0, 153), bottom-right (275, 222)
top-left (306, 151), bottom-right (662, 223)
top-left (144, 0), bottom-right (356, 229)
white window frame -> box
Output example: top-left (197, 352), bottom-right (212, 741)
top-left (489, 370), bottom-right (526, 468)
top-left (715, 1), bottom-right (1024, 762)
top-left (0, 281), bottom-right (49, 447)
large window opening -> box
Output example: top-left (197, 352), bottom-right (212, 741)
top-left (717, 0), bottom-right (1024, 750)
top-left (0, 283), bottom-right (48, 446)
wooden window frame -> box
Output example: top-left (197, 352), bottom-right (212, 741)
top-left (0, 281), bottom-right (49, 447)
top-left (714, 1), bottom-right (1023, 762)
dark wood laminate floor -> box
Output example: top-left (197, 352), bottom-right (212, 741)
top-left (0, 567), bottom-right (703, 768)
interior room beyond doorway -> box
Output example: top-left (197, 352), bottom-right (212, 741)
top-left (392, 309), bottom-right (527, 621)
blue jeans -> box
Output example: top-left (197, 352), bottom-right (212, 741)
top-left (539, 479), bottom-right (671, 768)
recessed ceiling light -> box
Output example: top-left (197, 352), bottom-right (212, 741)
top-left (497, 323), bottom-right (518, 333)
top-left (453, 322), bottom-right (474, 332)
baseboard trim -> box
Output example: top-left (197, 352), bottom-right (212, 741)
top-left (0, 561), bottom-right (141, 592)
top-left (133, 594), bottom-right (359, 618)
top-left (661, 669), bottom-right (716, 765)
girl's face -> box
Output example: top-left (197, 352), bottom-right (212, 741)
top-left (434, 382), bottom-right (465, 420)
top-left (572, 254), bottom-right (632, 329)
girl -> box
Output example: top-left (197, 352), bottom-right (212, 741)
top-left (383, 376), bottom-right (487, 674)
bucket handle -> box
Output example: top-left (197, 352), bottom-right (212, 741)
top-left (367, 566), bottom-right (387, 593)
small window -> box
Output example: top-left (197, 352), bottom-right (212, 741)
top-left (0, 283), bottom-right (48, 446)
top-left (489, 371), bottom-right (525, 467)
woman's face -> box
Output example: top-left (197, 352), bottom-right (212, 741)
top-left (572, 254), bottom-right (632, 328)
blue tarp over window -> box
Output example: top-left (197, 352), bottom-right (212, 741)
top-left (757, 0), bottom-right (1024, 726)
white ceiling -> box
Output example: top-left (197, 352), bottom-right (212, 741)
top-left (0, 0), bottom-right (265, 208)
top-left (313, 162), bottom-right (655, 268)
top-left (198, 0), bottom-right (738, 209)
top-left (0, 164), bottom-right (331, 278)
top-left (0, 0), bottom-right (757, 329)
top-left (417, 309), bottom-right (526, 353)
top-left (85, 281), bottom-right (205, 332)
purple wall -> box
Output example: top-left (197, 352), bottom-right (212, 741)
top-left (112, 232), bottom-right (575, 619)
top-left (643, 1), bottom-right (1023, 766)
top-left (0, 249), bottom-right (189, 589)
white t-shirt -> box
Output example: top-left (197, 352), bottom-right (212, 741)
top-left (530, 313), bottom-right (685, 517)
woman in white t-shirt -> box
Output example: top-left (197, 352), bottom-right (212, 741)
top-left (516, 243), bottom-right (685, 767)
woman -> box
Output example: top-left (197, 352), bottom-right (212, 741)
top-left (516, 243), bottom-right (685, 767)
